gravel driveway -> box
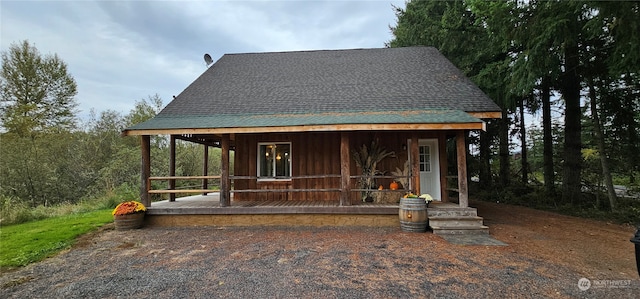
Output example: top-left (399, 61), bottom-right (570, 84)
top-left (2, 201), bottom-right (639, 298)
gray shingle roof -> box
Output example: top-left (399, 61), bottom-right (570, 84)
top-left (126, 47), bottom-right (499, 132)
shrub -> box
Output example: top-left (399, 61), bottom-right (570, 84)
top-left (0, 195), bottom-right (41, 225)
top-left (0, 183), bottom-right (138, 226)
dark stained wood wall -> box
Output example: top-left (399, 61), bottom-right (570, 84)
top-left (233, 131), bottom-right (445, 201)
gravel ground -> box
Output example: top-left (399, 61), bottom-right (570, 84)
top-left (1, 201), bottom-right (639, 298)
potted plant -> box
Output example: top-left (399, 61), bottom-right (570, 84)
top-left (419, 193), bottom-right (434, 207)
top-left (112, 200), bottom-right (146, 230)
top-left (352, 140), bottom-right (395, 202)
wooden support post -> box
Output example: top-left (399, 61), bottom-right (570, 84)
top-left (456, 130), bottom-right (469, 208)
top-left (202, 145), bottom-right (209, 195)
top-left (169, 135), bottom-right (176, 202)
top-left (438, 133), bottom-right (449, 202)
top-left (410, 134), bottom-right (420, 195)
top-left (340, 132), bottom-right (351, 206)
top-left (220, 134), bottom-right (230, 207)
top-left (140, 135), bottom-right (151, 207)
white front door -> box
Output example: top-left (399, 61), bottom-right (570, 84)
top-left (418, 139), bottom-right (440, 200)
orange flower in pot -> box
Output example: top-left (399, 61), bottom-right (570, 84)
top-left (112, 201), bottom-right (146, 230)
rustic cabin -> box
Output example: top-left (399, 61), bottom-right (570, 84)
top-left (122, 47), bottom-right (501, 232)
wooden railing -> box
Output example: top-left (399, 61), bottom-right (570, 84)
top-left (148, 176), bottom-right (221, 194)
top-left (445, 175), bottom-right (459, 193)
top-left (349, 175), bottom-right (411, 192)
top-left (147, 174), bottom-right (411, 195)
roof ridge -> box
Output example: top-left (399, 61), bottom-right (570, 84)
top-left (223, 46), bottom-right (435, 57)
top-left (155, 107), bottom-right (461, 118)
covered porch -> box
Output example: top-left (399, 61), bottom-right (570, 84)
top-left (136, 129), bottom-right (489, 233)
top-left (144, 193), bottom-right (470, 229)
top-left (138, 129), bottom-right (474, 208)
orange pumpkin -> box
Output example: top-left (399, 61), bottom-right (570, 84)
top-left (390, 181), bottom-right (399, 190)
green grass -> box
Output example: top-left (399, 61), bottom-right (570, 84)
top-left (0, 209), bottom-right (113, 269)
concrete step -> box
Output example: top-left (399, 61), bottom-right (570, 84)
top-left (427, 207), bottom-right (478, 217)
top-left (431, 225), bottom-right (490, 235)
top-left (428, 216), bottom-right (485, 228)
top-left (427, 204), bottom-right (489, 236)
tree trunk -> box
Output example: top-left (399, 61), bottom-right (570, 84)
top-left (519, 97), bottom-right (528, 184)
top-left (479, 128), bottom-right (492, 188)
top-left (624, 79), bottom-right (639, 185)
top-left (541, 77), bottom-right (555, 195)
top-left (499, 109), bottom-right (511, 187)
top-left (588, 80), bottom-right (617, 211)
top-left (561, 43), bottom-right (582, 204)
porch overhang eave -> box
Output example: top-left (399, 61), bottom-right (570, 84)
top-left (123, 121), bottom-right (486, 136)
top-left (122, 109), bottom-right (498, 136)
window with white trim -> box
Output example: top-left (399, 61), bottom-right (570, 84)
top-left (258, 143), bottom-right (291, 179)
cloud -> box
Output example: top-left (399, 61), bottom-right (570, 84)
top-left (1, 0), bottom-right (403, 120)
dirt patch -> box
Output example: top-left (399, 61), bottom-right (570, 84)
top-left (475, 201), bottom-right (637, 278)
top-left (1, 201), bottom-right (638, 298)
top-left (72, 224), bottom-right (116, 249)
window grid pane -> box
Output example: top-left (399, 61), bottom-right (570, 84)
top-left (258, 143), bottom-right (291, 178)
top-left (274, 144), bottom-right (291, 177)
top-left (419, 145), bottom-right (430, 172)
top-left (259, 145), bottom-right (273, 177)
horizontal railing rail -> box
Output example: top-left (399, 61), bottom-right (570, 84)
top-left (147, 174), bottom-right (411, 195)
top-left (150, 175), bottom-right (221, 180)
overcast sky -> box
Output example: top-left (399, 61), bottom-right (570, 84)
top-left (1, 0), bottom-right (405, 121)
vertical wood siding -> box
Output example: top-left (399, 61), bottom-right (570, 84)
top-left (233, 131), bottom-right (445, 201)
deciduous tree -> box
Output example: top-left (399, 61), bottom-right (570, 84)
top-left (1, 40), bottom-right (78, 136)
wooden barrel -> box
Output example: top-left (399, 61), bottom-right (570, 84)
top-left (398, 197), bottom-right (428, 232)
top-left (114, 213), bottom-right (145, 230)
